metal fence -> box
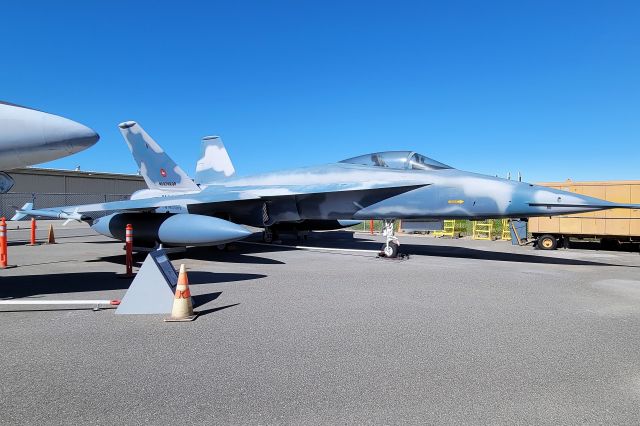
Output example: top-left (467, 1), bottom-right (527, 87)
top-left (0, 192), bottom-right (131, 219)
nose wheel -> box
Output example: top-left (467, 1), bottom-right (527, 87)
top-left (382, 240), bottom-right (399, 258)
top-left (379, 219), bottom-right (401, 258)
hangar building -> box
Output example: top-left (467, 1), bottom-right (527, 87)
top-left (0, 167), bottom-right (146, 218)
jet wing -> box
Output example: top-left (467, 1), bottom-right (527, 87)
top-left (12, 182), bottom-right (430, 221)
top-left (11, 190), bottom-right (260, 221)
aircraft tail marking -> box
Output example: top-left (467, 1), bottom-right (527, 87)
top-left (118, 121), bottom-right (199, 192)
top-left (195, 135), bottom-right (235, 185)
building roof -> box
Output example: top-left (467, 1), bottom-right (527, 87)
top-left (8, 167), bottom-right (144, 181)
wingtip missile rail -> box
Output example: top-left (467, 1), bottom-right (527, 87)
top-left (10, 203), bottom-right (84, 222)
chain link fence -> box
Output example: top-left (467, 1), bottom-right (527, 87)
top-left (0, 192), bottom-right (131, 219)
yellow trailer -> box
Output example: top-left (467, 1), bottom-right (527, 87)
top-left (528, 179), bottom-right (640, 250)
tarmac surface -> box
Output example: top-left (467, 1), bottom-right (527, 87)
top-left (2, 222), bottom-right (640, 425)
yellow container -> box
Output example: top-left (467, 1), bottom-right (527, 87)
top-left (528, 179), bottom-right (640, 239)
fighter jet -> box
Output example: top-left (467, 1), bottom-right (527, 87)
top-left (12, 121), bottom-right (640, 257)
top-left (0, 101), bottom-right (100, 192)
top-left (123, 125), bottom-right (360, 240)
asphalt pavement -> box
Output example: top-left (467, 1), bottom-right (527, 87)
top-left (1, 223), bottom-right (640, 424)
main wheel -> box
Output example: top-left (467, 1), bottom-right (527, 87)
top-left (600, 238), bottom-right (620, 251)
top-left (537, 234), bottom-right (557, 250)
top-left (263, 230), bottom-right (274, 243)
top-left (381, 241), bottom-right (399, 258)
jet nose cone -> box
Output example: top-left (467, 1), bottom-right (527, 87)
top-left (42, 113), bottom-right (99, 154)
top-left (67, 124), bottom-right (100, 154)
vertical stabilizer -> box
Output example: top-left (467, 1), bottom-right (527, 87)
top-left (195, 135), bottom-right (236, 185)
top-left (118, 121), bottom-right (199, 192)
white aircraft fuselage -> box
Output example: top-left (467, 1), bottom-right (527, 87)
top-left (0, 101), bottom-right (99, 192)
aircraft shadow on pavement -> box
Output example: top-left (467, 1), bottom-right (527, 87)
top-left (397, 243), bottom-right (635, 267)
top-left (175, 246), bottom-right (287, 265)
top-left (69, 229), bottom-right (633, 267)
top-left (238, 232), bottom-right (634, 268)
top-left (89, 248), bottom-right (285, 266)
top-left (0, 271), bottom-right (266, 299)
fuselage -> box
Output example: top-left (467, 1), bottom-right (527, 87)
top-left (91, 148), bottom-right (630, 235)
top-left (21, 149), bottom-right (633, 246)
top-left (143, 158), bottom-right (618, 229)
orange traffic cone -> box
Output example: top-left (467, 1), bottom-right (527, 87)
top-left (165, 264), bottom-right (197, 322)
top-left (47, 224), bottom-right (56, 244)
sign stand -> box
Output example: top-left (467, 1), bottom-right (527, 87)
top-left (116, 249), bottom-right (178, 315)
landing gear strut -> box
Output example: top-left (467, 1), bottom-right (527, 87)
top-left (380, 219), bottom-right (400, 258)
top-left (262, 227), bottom-right (275, 243)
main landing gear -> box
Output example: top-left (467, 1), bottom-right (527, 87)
top-left (262, 227), bottom-right (276, 243)
top-left (379, 219), bottom-right (405, 259)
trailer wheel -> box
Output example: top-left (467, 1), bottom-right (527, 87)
top-left (601, 238), bottom-right (620, 251)
top-left (538, 234), bottom-right (557, 250)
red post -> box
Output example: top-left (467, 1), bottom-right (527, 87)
top-left (0, 217), bottom-right (7, 268)
top-left (369, 219), bottom-right (374, 235)
top-left (125, 224), bottom-right (133, 276)
top-left (28, 218), bottom-right (37, 246)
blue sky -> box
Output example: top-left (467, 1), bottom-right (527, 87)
top-left (1, 1), bottom-right (638, 182)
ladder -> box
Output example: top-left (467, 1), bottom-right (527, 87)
top-left (472, 220), bottom-right (493, 240)
top-left (501, 219), bottom-right (511, 240)
top-left (433, 220), bottom-right (456, 238)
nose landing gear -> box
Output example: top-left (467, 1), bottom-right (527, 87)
top-left (379, 219), bottom-right (404, 259)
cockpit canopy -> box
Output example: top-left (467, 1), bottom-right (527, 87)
top-left (339, 151), bottom-right (452, 171)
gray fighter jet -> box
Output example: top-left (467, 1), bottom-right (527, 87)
top-left (13, 121), bottom-right (640, 257)
top-left (0, 101), bottom-right (99, 192)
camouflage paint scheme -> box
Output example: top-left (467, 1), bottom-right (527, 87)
top-left (12, 121), bottom-right (639, 247)
top-left (118, 121), bottom-right (199, 194)
top-left (195, 135), bottom-right (235, 184)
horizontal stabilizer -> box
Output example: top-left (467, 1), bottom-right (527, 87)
top-left (118, 121), bottom-right (200, 192)
top-left (10, 202), bottom-right (33, 221)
